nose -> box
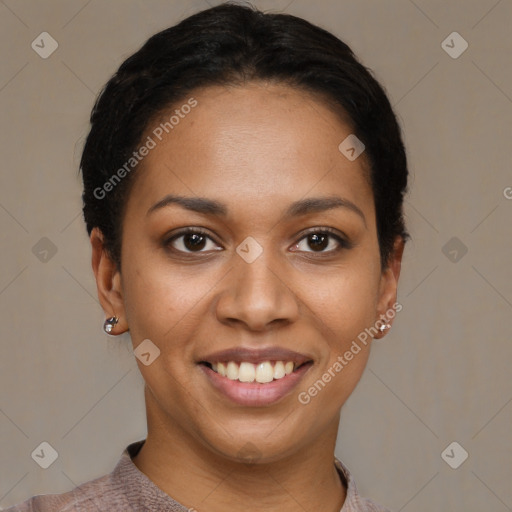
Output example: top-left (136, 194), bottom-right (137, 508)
top-left (215, 250), bottom-right (300, 332)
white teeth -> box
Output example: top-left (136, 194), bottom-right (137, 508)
top-left (210, 360), bottom-right (299, 383)
top-left (255, 361), bottom-right (274, 383)
top-left (217, 362), bottom-right (226, 377)
top-left (238, 362), bottom-right (256, 382)
top-left (273, 361), bottom-right (286, 379)
top-left (226, 361), bottom-right (239, 380)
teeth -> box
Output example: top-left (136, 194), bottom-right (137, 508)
top-left (210, 360), bottom-right (299, 383)
top-left (226, 361), bottom-right (239, 380)
top-left (255, 361), bottom-right (274, 383)
top-left (239, 362), bottom-right (256, 382)
top-left (273, 361), bottom-right (286, 379)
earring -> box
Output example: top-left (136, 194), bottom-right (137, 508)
top-left (377, 323), bottom-right (391, 336)
top-left (103, 316), bottom-right (119, 334)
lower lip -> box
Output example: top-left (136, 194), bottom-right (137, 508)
top-left (199, 363), bottom-right (312, 407)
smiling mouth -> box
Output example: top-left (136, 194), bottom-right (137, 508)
top-left (199, 360), bottom-right (312, 384)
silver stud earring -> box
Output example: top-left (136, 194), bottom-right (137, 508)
top-left (103, 316), bottom-right (119, 334)
top-left (377, 323), bottom-right (391, 334)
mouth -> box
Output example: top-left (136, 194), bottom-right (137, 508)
top-left (197, 347), bottom-right (314, 406)
top-left (199, 360), bottom-right (311, 384)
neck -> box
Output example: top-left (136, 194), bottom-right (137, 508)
top-left (132, 389), bottom-right (346, 512)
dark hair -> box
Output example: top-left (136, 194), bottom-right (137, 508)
top-left (80, 1), bottom-right (409, 269)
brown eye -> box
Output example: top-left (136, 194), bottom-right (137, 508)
top-left (183, 233), bottom-right (207, 251)
top-left (165, 229), bottom-right (222, 253)
top-left (291, 228), bottom-right (349, 254)
top-left (307, 233), bottom-right (329, 251)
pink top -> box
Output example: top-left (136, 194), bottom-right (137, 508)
top-left (5, 440), bottom-right (391, 511)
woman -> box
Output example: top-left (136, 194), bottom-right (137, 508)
top-left (7, 2), bottom-right (408, 511)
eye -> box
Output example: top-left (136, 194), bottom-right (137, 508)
top-left (164, 228), bottom-right (222, 253)
top-left (291, 228), bottom-right (349, 254)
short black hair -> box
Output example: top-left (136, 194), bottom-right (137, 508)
top-left (80, 1), bottom-right (409, 269)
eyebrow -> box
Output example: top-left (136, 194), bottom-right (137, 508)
top-left (285, 196), bottom-right (366, 226)
top-left (147, 193), bottom-right (366, 226)
top-left (147, 194), bottom-right (228, 217)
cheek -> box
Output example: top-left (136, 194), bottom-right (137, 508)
top-left (117, 234), bottom-right (213, 422)
top-left (309, 264), bottom-right (381, 339)
top-left (121, 256), bottom-right (215, 358)
top-left (121, 261), bottom-right (210, 411)
top-left (300, 263), bottom-right (380, 401)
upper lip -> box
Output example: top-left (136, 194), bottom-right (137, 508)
top-left (198, 347), bottom-right (312, 366)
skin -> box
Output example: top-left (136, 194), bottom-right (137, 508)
top-left (91, 81), bottom-right (404, 512)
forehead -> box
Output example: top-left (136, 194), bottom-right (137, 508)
top-left (126, 82), bottom-right (374, 222)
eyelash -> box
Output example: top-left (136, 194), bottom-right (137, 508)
top-left (292, 227), bottom-right (352, 254)
top-left (163, 227), bottom-right (352, 256)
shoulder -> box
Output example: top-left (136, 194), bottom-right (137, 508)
top-left (335, 458), bottom-right (393, 512)
top-left (4, 467), bottom-right (128, 512)
top-left (4, 439), bottom-right (188, 512)
top-left (348, 496), bottom-right (393, 512)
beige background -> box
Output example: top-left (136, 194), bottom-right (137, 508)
top-left (1, 0), bottom-right (511, 510)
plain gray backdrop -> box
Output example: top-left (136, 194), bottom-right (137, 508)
top-left (1, 1), bottom-right (511, 510)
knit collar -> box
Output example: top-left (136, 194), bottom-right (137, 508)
top-left (112, 439), bottom-right (361, 511)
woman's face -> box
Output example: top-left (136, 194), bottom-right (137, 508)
top-left (93, 82), bottom-right (402, 463)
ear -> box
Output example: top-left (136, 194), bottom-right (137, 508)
top-left (374, 236), bottom-right (405, 339)
top-left (90, 227), bottom-right (129, 335)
